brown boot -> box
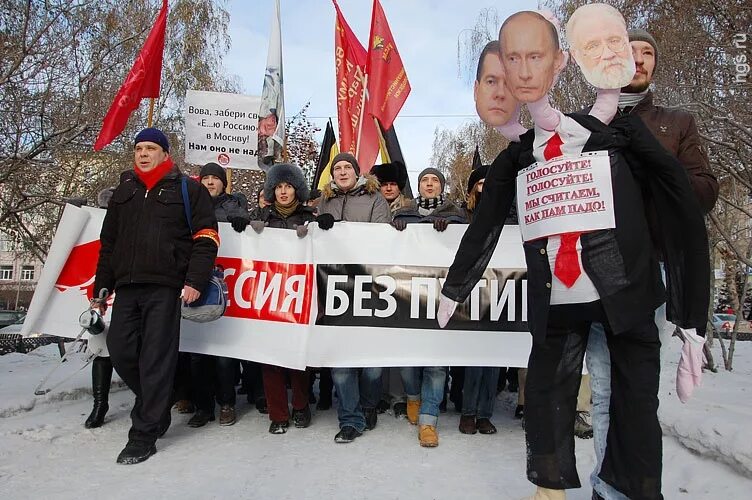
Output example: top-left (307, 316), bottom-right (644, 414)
top-left (406, 399), bottom-right (420, 425)
top-left (476, 418), bottom-right (497, 434)
top-left (458, 415), bottom-right (477, 434)
top-left (219, 405), bottom-right (236, 426)
top-left (521, 487), bottom-right (566, 500)
top-left (418, 424), bottom-right (439, 447)
top-left (174, 399), bottom-right (195, 414)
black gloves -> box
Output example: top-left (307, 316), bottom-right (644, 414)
top-left (316, 213), bottom-right (335, 230)
top-left (432, 218), bottom-right (449, 232)
top-left (391, 219), bottom-right (408, 231)
top-left (229, 217), bottom-right (249, 233)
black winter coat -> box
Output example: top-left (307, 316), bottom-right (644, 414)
top-left (253, 203), bottom-right (316, 230)
top-left (94, 169), bottom-right (219, 294)
top-left (213, 192), bottom-right (249, 223)
top-left (392, 198), bottom-right (468, 225)
top-left (442, 113), bottom-right (709, 343)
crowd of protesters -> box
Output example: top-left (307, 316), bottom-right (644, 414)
top-left (85, 14), bottom-right (717, 500)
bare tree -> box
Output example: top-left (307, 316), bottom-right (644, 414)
top-left (0, 0), bottom-right (237, 260)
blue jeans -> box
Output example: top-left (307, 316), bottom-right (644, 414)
top-left (462, 367), bottom-right (500, 419)
top-left (331, 367), bottom-right (383, 432)
top-left (400, 366), bottom-right (447, 426)
top-left (588, 267), bottom-right (671, 500)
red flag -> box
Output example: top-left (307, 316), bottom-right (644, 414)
top-left (365, 0), bottom-right (411, 131)
top-left (94, 0), bottom-right (168, 151)
top-left (332, 0), bottom-right (379, 172)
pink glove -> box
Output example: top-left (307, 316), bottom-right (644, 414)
top-left (676, 328), bottom-right (705, 403)
top-left (589, 88), bottom-right (620, 125)
top-left (437, 294), bottom-right (458, 329)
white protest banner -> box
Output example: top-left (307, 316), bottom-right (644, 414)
top-left (24, 207), bottom-right (532, 369)
top-left (185, 90), bottom-right (261, 169)
top-left (516, 151), bottom-right (615, 241)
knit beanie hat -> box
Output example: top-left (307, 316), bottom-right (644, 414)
top-left (199, 162), bottom-right (228, 188)
top-left (264, 163), bottom-right (310, 203)
top-left (467, 165), bottom-right (490, 194)
top-left (418, 167), bottom-right (446, 193)
top-left (134, 127), bottom-right (170, 153)
top-left (628, 28), bottom-right (658, 70)
top-left (331, 152), bottom-right (361, 176)
top-left (372, 161), bottom-right (408, 190)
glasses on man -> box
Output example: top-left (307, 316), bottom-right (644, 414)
top-left (581, 36), bottom-right (627, 58)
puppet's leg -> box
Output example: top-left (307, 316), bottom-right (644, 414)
top-left (600, 317), bottom-right (662, 500)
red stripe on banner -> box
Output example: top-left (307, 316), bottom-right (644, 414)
top-left (217, 257), bottom-right (314, 325)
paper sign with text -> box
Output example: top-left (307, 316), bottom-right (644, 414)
top-left (185, 90), bottom-right (262, 170)
top-left (516, 151), bottom-right (615, 241)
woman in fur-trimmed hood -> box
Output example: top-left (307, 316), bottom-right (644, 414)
top-left (317, 152), bottom-right (391, 224)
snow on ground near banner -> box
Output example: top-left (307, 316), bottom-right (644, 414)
top-left (0, 341), bottom-right (750, 500)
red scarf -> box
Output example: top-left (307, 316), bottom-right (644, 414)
top-left (134, 156), bottom-right (174, 190)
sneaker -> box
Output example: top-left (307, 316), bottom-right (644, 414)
top-left (376, 399), bottom-right (390, 414)
top-left (574, 411), bottom-right (593, 439)
top-left (393, 401), bottom-right (408, 419)
top-left (514, 404), bottom-right (524, 419)
top-left (459, 415), bottom-right (477, 434)
top-left (269, 420), bottom-right (289, 434)
top-left (173, 399), bottom-right (195, 414)
top-left (116, 440), bottom-right (156, 465)
top-left (406, 400), bottom-right (420, 425)
top-left (334, 425), bottom-right (362, 443)
top-left (292, 406), bottom-right (312, 428)
top-left (187, 410), bottom-right (215, 428)
top-left (418, 424), bottom-right (439, 447)
top-left (364, 408), bottom-right (378, 431)
top-left (219, 405), bottom-right (236, 426)
top-left (476, 417), bottom-right (497, 434)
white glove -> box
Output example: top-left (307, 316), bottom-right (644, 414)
top-left (676, 328), bottom-right (705, 403)
top-left (437, 293), bottom-right (458, 329)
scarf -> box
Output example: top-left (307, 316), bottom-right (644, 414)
top-left (416, 194), bottom-right (444, 216)
top-left (274, 199), bottom-right (300, 218)
top-left (134, 157), bottom-right (174, 190)
top-left (618, 90), bottom-right (649, 111)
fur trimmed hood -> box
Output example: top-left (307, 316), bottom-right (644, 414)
top-left (321, 174), bottom-right (381, 200)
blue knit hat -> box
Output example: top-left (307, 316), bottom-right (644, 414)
top-left (134, 127), bottom-right (170, 153)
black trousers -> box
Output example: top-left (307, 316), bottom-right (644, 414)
top-left (525, 302), bottom-right (662, 500)
top-left (191, 354), bottom-right (238, 412)
top-left (240, 360), bottom-right (266, 402)
top-left (107, 284), bottom-right (182, 443)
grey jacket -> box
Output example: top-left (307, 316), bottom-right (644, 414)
top-left (213, 192), bottom-right (249, 224)
top-left (318, 175), bottom-right (391, 223)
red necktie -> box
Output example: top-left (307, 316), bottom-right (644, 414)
top-left (544, 133), bottom-right (582, 288)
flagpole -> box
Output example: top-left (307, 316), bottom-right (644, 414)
top-left (147, 98), bottom-right (155, 127)
top-left (373, 117), bottom-right (388, 162)
top-left (354, 74), bottom-right (368, 156)
top-left (226, 167), bottom-right (233, 194)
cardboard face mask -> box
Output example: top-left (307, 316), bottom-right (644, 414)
top-left (499, 11), bottom-right (567, 104)
top-left (566, 3), bottom-right (635, 89)
top-left (474, 42), bottom-right (520, 127)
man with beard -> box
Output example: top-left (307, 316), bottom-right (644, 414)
top-left (567, 4), bottom-right (635, 89)
top-left (586, 28), bottom-right (719, 500)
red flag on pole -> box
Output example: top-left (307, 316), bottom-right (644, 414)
top-left (365, 0), bottom-right (410, 131)
top-left (94, 0), bottom-right (168, 151)
top-left (332, 0), bottom-right (379, 172)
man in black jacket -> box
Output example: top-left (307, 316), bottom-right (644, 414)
top-left (93, 128), bottom-right (219, 464)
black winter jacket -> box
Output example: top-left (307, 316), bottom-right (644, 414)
top-left (442, 113), bottom-right (709, 343)
top-left (213, 192), bottom-right (249, 224)
top-left (94, 168), bottom-right (219, 295)
top-left (392, 198), bottom-right (468, 225)
top-left (253, 203), bottom-right (316, 229)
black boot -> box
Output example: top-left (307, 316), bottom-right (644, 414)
top-left (85, 356), bottom-right (113, 429)
top-left (116, 439), bottom-right (157, 465)
top-left (292, 406), bottom-right (312, 428)
top-left (364, 408), bottom-right (378, 431)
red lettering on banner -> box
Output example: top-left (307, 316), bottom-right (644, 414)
top-left (217, 257), bottom-right (313, 325)
top-left (55, 240), bottom-right (101, 299)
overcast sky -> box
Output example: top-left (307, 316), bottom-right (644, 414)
top-left (223, 0), bottom-right (536, 186)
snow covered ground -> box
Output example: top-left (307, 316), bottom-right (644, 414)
top-left (1, 340), bottom-right (750, 500)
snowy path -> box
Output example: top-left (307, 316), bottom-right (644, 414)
top-left (1, 344), bottom-right (751, 500)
